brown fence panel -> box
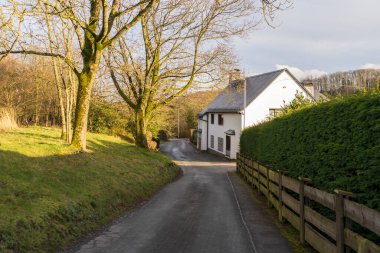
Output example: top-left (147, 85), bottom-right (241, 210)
top-left (283, 205), bottom-right (300, 230)
top-left (282, 191), bottom-right (300, 214)
top-left (237, 155), bottom-right (380, 253)
top-left (282, 175), bottom-right (300, 193)
top-left (305, 206), bottom-right (336, 240)
top-left (269, 181), bottom-right (279, 197)
top-left (259, 173), bottom-right (267, 186)
top-left (269, 170), bottom-right (279, 183)
top-left (304, 185), bottom-right (335, 210)
top-left (344, 229), bottom-right (380, 253)
top-left (260, 184), bottom-right (269, 198)
top-left (269, 194), bottom-right (279, 210)
top-left (258, 164), bottom-right (267, 175)
top-left (344, 199), bottom-right (380, 236)
top-left (305, 224), bottom-right (337, 253)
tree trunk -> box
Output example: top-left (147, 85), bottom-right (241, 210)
top-left (66, 67), bottom-right (76, 143)
top-left (70, 54), bottom-right (100, 151)
top-left (35, 90), bottom-right (40, 126)
top-left (71, 74), bottom-right (92, 150)
top-left (134, 110), bottom-right (148, 148)
top-left (66, 104), bottom-right (71, 143)
top-left (52, 58), bottom-right (67, 140)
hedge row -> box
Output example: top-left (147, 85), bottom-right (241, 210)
top-left (240, 93), bottom-right (380, 210)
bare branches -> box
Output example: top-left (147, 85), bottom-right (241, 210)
top-left (0, 0), bottom-right (25, 61)
top-left (0, 0), bottom-right (291, 149)
top-left (0, 49), bottom-right (79, 75)
top-left (261, 0), bottom-right (292, 27)
top-left (106, 0), bottom-right (291, 145)
top-left (104, 0), bottom-right (158, 47)
top-left (0, 0), bottom-right (158, 71)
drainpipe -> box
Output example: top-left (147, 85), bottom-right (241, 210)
top-left (243, 78), bottom-right (246, 129)
top-left (177, 108), bottom-right (180, 138)
top-left (206, 113), bottom-right (209, 150)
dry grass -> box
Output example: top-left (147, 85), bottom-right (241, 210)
top-left (0, 107), bottom-right (18, 131)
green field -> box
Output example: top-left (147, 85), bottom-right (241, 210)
top-left (0, 127), bottom-right (179, 252)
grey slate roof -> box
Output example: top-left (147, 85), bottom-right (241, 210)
top-left (199, 69), bottom-right (289, 116)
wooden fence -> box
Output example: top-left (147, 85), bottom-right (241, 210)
top-left (236, 153), bottom-right (380, 253)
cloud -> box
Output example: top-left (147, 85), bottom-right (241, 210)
top-left (275, 65), bottom-right (327, 80)
top-left (359, 63), bottom-right (380, 70)
top-left (233, 1), bottom-right (380, 74)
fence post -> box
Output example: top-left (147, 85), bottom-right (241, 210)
top-left (236, 153), bottom-right (240, 174)
top-left (278, 170), bottom-right (283, 222)
top-left (257, 164), bottom-right (261, 194)
top-left (266, 167), bottom-right (271, 208)
top-left (242, 156), bottom-right (246, 180)
top-left (299, 177), bottom-right (312, 245)
top-left (254, 161), bottom-right (259, 191)
top-left (344, 197), bottom-right (354, 253)
top-left (244, 157), bottom-right (249, 182)
top-left (250, 159), bottom-right (254, 189)
top-left (334, 189), bottom-right (355, 253)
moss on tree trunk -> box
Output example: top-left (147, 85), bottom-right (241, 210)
top-left (71, 55), bottom-right (100, 150)
top-left (134, 110), bottom-right (148, 148)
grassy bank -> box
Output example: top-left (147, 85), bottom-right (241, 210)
top-left (0, 127), bottom-right (179, 252)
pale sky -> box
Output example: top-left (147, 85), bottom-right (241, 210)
top-left (233, 0), bottom-right (380, 79)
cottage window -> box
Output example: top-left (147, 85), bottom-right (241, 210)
top-left (217, 137), bottom-right (223, 152)
top-left (218, 114), bottom-right (223, 125)
top-left (210, 135), bottom-right (214, 148)
top-left (269, 108), bottom-right (283, 118)
top-left (211, 114), bottom-right (214, 124)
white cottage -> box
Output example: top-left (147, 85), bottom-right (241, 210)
top-left (197, 68), bottom-right (314, 159)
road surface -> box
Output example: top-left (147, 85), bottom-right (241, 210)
top-left (71, 139), bottom-right (293, 253)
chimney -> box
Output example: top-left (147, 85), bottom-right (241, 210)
top-left (302, 81), bottom-right (315, 97)
top-left (229, 69), bottom-right (242, 83)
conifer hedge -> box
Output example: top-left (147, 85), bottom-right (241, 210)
top-left (240, 93), bottom-right (380, 210)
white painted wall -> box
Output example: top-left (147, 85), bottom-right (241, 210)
top-left (198, 71), bottom-right (313, 159)
top-left (207, 113), bottom-right (241, 159)
top-left (198, 115), bottom-right (208, 150)
top-left (243, 71), bottom-right (313, 128)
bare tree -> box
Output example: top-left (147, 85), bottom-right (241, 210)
top-left (106, 0), bottom-right (290, 148)
top-left (0, 57), bottom-right (59, 127)
top-left (0, 0), bottom-right (25, 62)
top-left (45, 13), bottom-right (78, 142)
top-left (0, 0), bottom-right (158, 150)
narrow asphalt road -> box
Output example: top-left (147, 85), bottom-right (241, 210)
top-left (71, 139), bottom-right (293, 253)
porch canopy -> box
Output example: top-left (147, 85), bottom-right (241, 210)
top-left (224, 129), bottom-right (235, 136)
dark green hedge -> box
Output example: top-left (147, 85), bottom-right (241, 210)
top-left (240, 93), bottom-right (380, 210)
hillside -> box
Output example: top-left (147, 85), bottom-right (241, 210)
top-left (305, 69), bottom-right (380, 95)
top-left (0, 127), bottom-right (179, 252)
top-left (156, 89), bottom-right (220, 137)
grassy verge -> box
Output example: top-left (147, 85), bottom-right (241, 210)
top-left (233, 173), bottom-right (317, 253)
top-left (0, 127), bottom-right (180, 252)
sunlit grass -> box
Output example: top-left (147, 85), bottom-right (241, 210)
top-left (0, 126), bottom-right (179, 252)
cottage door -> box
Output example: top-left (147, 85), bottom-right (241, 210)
top-left (226, 135), bottom-right (231, 157)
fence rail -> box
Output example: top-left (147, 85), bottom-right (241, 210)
top-left (236, 153), bottom-right (380, 253)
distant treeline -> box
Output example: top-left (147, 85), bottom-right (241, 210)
top-left (0, 58), bottom-right (133, 138)
top-left (305, 69), bottom-right (380, 96)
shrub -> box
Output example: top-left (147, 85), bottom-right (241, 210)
top-left (240, 93), bottom-right (380, 210)
top-left (281, 92), bottom-right (316, 115)
top-left (0, 108), bottom-right (18, 131)
top-left (88, 98), bottom-right (133, 140)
